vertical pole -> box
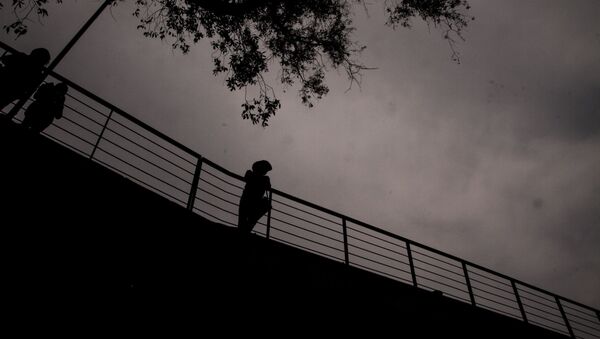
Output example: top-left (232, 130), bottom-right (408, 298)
top-left (8, 0), bottom-right (114, 118)
top-left (90, 109), bottom-right (113, 160)
top-left (187, 157), bottom-right (203, 210)
top-left (406, 242), bottom-right (417, 287)
top-left (556, 296), bottom-right (575, 338)
top-left (462, 262), bottom-right (476, 306)
top-left (596, 310), bottom-right (600, 323)
top-left (342, 217), bottom-right (349, 266)
top-left (265, 190), bottom-right (272, 239)
top-left (512, 280), bottom-right (527, 323)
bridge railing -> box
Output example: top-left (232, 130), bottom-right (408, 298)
top-left (1, 41), bottom-right (598, 339)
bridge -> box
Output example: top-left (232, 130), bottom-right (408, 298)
top-left (1, 40), bottom-right (599, 337)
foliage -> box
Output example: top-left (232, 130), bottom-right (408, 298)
top-left (2, 0), bottom-right (472, 126)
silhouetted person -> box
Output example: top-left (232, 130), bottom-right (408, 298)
top-left (238, 160), bottom-right (272, 234)
top-left (21, 82), bottom-right (67, 133)
top-left (0, 48), bottom-right (51, 116)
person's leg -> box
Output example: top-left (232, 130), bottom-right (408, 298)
top-left (238, 199), bottom-right (251, 233)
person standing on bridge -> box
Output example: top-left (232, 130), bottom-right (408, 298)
top-left (21, 82), bottom-right (68, 133)
top-left (238, 160), bottom-right (272, 234)
top-left (0, 48), bottom-right (51, 117)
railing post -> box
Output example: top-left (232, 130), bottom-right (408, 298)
top-left (596, 309), bottom-right (600, 323)
top-left (406, 242), bottom-right (418, 287)
top-left (556, 296), bottom-right (575, 338)
top-left (266, 190), bottom-right (272, 239)
top-left (90, 109), bottom-right (113, 160)
top-left (186, 156), bottom-right (203, 210)
top-left (342, 217), bottom-right (349, 266)
top-left (462, 262), bottom-right (476, 306)
top-left (511, 280), bottom-right (528, 323)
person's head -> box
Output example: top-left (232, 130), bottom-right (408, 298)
top-left (29, 48), bottom-right (51, 66)
top-left (252, 160), bottom-right (272, 176)
top-left (55, 82), bottom-right (68, 95)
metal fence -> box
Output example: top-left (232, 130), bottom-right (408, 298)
top-left (1, 41), bottom-right (599, 338)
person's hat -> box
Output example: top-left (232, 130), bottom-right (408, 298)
top-left (252, 160), bottom-right (272, 173)
top-left (30, 48), bottom-right (51, 66)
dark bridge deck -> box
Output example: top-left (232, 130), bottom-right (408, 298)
top-left (0, 118), bottom-right (569, 337)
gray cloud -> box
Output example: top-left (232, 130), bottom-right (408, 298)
top-left (2, 0), bottom-right (599, 309)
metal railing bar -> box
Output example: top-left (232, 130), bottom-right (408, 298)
top-left (415, 274), bottom-right (468, 294)
top-left (42, 70), bottom-right (202, 160)
top-left (62, 103), bottom-right (105, 128)
top-left (272, 207), bottom-right (343, 235)
top-left (194, 208), bottom-right (237, 228)
top-left (519, 293), bottom-right (560, 311)
top-left (518, 286), bottom-right (558, 304)
top-left (411, 248), bottom-right (462, 270)
top-left (271, 197), bottom-right (342, 226)
top-left (108, 117), bottom-right (196, 166)
top-left (195, 197), bottom-right (238, 217)
top-left (471, 285), bottom-right (518, 305)
top-left (253, 230), bottom-right (267, 237)
top-left (443, 292), bottom-right (473, 305)
top-left (59, 114), bottom-right (102, 138)
top-left (349, 242), bottom-right (409, 267)
top-left (418, 284), bottom-right (472, 304)
top-left (476, 303), bottom-right (523, 321)
top-left (469, 276), bottom-right (516, 296)
top-left (199, 177), bottom-right (242, 199)
top-left (412, 257), bottom-right (465, 279)
top-left (93, 155), bottom-right (187, 206)
top-left (527, 318), bottom-right (570, 336)
top-left (45, 122), bottom-right (96, 148)
top-left (350, 252), bottom-right (413, 275)
top-left (97, 145), bottom-right (191, 196)
top-left (415, 266), bottom-right (470, 288)
top-left (351, 261), bottom-right (412, 284)
top-left (270, 216), bottom-right (343, 245)
top-left (527, 316), bottom-right (571, 333)
top-left (197, 187), bottom-right (239, 207)
top-left (564, 304), bottom-right (600, 321)
top-left (201, 167), bottom-right (244, 190)
top-left (567, 318), bottom-right (600, 335)
top-left (64, 92), bottom-right (109, 118)
top-left (571, 327), bottom-right (600, 339)
top-left (104, 126), bottom-right (195, 177)
top-left (43, 130), bottom-right (92, 157)
top-left (99, 137), bottom-right (192, 188)
top-left (472, 293), bottom-right (520, 312)
top-left (270, 226), bottom-right (344, 255)
top-left (566, 312), bottom-right (600, 328)
top-left (270, 235), bottom-right (343, 263)
top-left (523, 303), bottom-right (564, 320)
top-left (347, 233), bottom-right (408, 257)
top-left (202, 158), bottom-right (245, 181)
top-left (467, 269), bottom-right (512, 288)
top-left (347, 225), bottom-right (407, 250)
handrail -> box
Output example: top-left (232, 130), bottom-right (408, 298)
top-left (2, 40), bottom-right (598, 336)
top-left (0, 40), bottom-right (201, 160)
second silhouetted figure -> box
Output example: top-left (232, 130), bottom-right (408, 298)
top-left (21, 82), bottom-right (68, 133)
top-left (238, 160), bottom-right (272, 234)
top-left (0, 48), bottom-right (51, 114)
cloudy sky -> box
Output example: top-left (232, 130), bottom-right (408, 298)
top-left (2, 0), bottom-right (599, 308)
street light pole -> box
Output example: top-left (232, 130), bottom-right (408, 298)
top-left (7, 0), bottom-right (114, 119)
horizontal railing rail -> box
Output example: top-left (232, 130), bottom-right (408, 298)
top-left (2, 40), bottom-right (598, 338)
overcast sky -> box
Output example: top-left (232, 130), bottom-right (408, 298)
top-left (2, 0), bottom-right (599, 309)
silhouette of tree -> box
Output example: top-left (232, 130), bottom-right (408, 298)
top-left (2, 0), bottom-right (472, 126)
